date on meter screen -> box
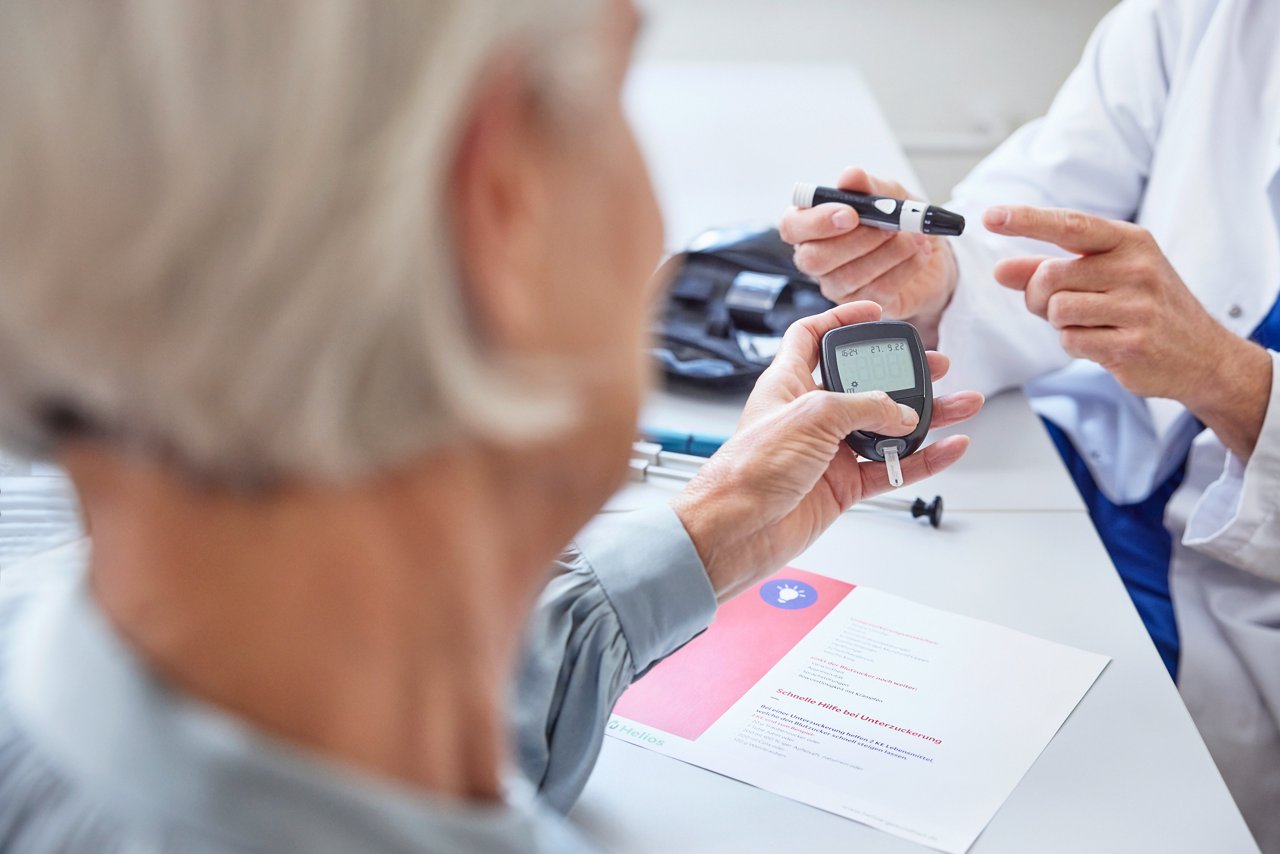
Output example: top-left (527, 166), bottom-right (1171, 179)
top-left (833, 338), bottom-right (916, 394)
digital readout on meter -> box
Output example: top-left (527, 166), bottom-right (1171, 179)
top-left (833, 338), bottom-right (916, 394)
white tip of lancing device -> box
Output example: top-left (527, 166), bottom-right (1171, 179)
top-left (792, 182), bottom-right (817, 209)
top-left (883, 446), bottom-right (904, 488)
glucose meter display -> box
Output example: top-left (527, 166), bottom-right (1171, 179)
top-left (834, 338), bottom-right (916, 393)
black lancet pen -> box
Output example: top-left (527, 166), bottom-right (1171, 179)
top-left (793, 182), bottom-right (966, 236)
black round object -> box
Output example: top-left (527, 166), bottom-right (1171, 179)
top-left (910, 495), bottom-right (944, 528)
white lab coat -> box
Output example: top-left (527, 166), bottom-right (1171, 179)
top-left (935, 0), bottom-right (1280, 848)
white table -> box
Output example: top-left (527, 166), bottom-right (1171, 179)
top-left (643, 385), bottom-right (1086, 513)
top-left (572, 61), bottom-right (1258, 853)
top-left (576, 500), bottom-right (1254, 853)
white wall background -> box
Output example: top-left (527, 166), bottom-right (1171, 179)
top-left (634, 0), bottom-right (1118, 200)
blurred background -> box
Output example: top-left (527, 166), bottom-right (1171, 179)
top-left (634, 0), bottom-right (1118, 201)
top-left (0, 0), bottom-right (1121, 566)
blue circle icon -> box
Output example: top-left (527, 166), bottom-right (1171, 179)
top-left (760, 579), bottom-right (818, 610)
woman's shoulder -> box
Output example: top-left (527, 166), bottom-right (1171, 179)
top-left (0, 714), bottom-right (156, 853)
top-left (0, 541), bottom-right (605, 854)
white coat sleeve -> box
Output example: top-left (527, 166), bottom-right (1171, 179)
top-left (1182, 351), bottom-right (1280, 582)
top-left (934, 0), bottom-right (1185, 397)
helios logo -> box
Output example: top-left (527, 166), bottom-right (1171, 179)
top-left (607, 718), bottom-right (666, 747)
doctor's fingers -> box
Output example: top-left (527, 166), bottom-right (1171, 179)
top-left (850, 248), bottom-right (949, 317)
top-left (1058, 326), bottom-right (1128, 364)
top-left (780, 203), bottom-right (863, 244)
top-left (992, 255), bottom-right (1053, 291)
top-left (983, 205), bottom-right (1132, 255)
top-left (814, 234), bottom-right (925, 297)
top-left (834, 166), bottom-right (912, 202)
top-left (780, 167), bottom-right (916, 246)
top-left (1045, 291), bottom-right (1141, 329)
top-left (792, 225), bottom-right (896, 277)
top-left (1022, 257), bottom-right (1111, 318)
top-left (856, 434), bottom-right (971, 499)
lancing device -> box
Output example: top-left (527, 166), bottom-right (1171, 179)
top-left (792, 182), bottom-right (965, 236)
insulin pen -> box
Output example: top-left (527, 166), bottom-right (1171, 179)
top-left (792, 183), bottom-right (965, 236)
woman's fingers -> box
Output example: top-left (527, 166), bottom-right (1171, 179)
top-left (856, 435), bottom-right (971, 499)
top-left (925, 351), bottom-right (950, 382)
top-left (930, 391), bottom-right (985, 430)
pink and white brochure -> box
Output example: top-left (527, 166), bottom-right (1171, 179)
top-left (608, 567), bottom-right (1109, 853)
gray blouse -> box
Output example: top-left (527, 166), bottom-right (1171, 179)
top-left (0, 505), bottom-right (717, 853)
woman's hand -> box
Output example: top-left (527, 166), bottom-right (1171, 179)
top-left (671, 301), bottom-right (984, 602)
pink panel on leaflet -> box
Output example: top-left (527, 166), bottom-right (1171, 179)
top-left (614, 567), bottom-right (854, 741)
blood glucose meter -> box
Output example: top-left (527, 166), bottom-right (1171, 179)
top-left (818, 320), bottom-right (933, 487)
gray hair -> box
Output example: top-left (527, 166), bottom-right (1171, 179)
top-left (0, 0), bottom-right (601, 483)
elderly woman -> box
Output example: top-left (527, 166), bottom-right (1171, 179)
top-left (0, 1), bottom-right (982, 851)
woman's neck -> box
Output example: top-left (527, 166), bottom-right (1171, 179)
top-left (64, 445), bottom-right (560, 802)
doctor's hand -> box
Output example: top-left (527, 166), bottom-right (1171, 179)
top-left (670, 301), bottom-right (983, 602)
top-left (779, 167), bottom-right (958, 335)
top-left (985, 204), bottom-right (1272, 459)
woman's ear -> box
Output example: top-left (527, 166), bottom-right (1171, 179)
top-left (448, 59), bottom-right (558, 352)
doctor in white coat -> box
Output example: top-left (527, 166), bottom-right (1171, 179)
top-left (781, 0), bottom-right (1280, 848)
